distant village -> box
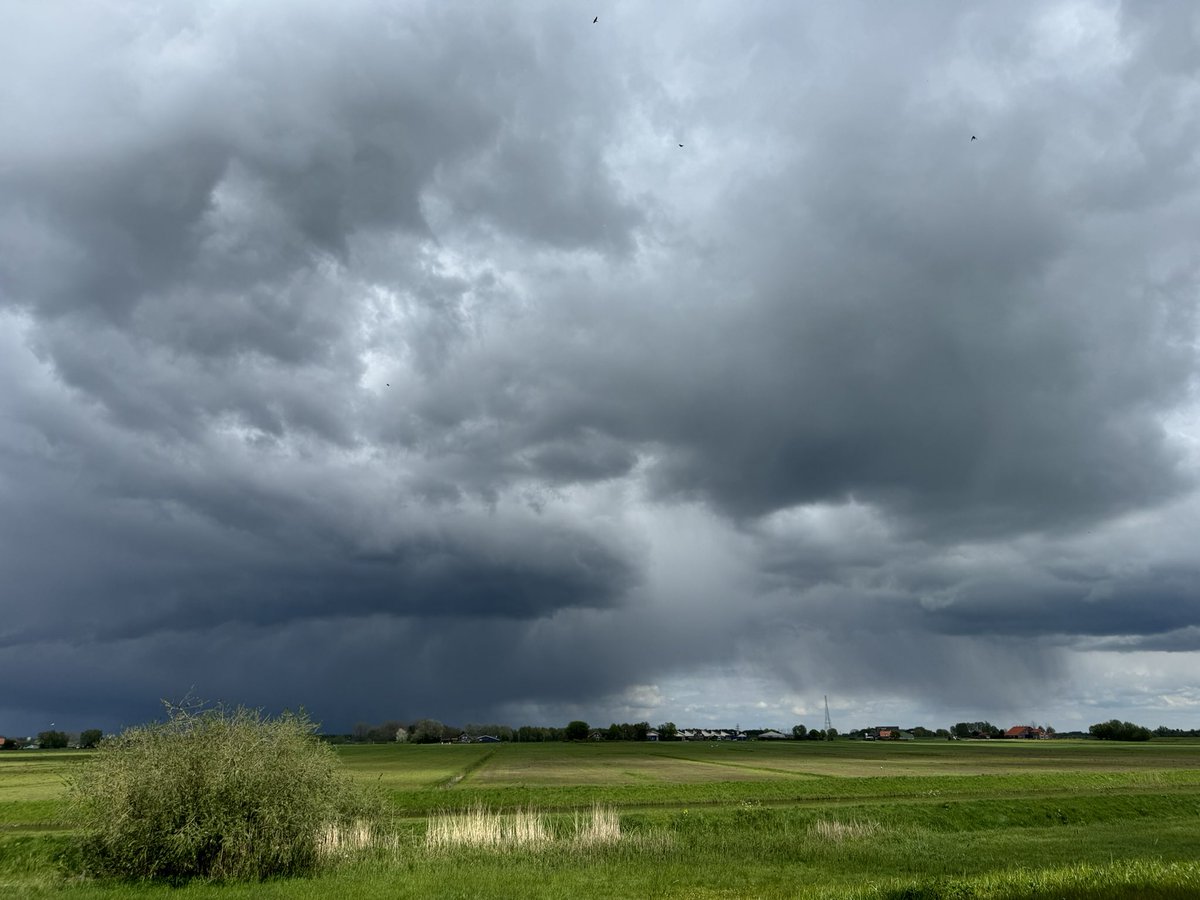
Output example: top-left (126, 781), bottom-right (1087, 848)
top-left (6, 717), bottom-right (1191, 749)
top-left (329, 719), bottom-right (1085, 745)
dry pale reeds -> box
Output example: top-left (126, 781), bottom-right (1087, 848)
top-left (572, 803), bottom-right (622, 848)
top-left (425, 805), bottom-right (552, 852)
top-left (425, 804), bottom-right (629, 854)
top-left (807, 818), bottom-right (883, 843)
top-left (316, 819), bottom-right (386, 859)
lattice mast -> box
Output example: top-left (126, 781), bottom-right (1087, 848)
top-left (823, 695), bottom-right (832, 740)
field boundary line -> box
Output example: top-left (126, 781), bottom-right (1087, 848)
top-left (434, 749), bottom-right (496, 790)
top-left (654, 751), bottom-right (822, 779)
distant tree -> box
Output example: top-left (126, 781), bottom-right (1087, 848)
top-left (565, 720), bottom-right (589, 742)
top-left (952, 721), bottom-right (1000, 739)
top-left (657, 722), bottom-right (678, 741)
top-left (79, 729), bottom-right (104, 750)
top-left (807, 729), bottom-right (825, 741)
top-left (38, 730), bottom-right (69, 749)
top-left (910, 726), bottom-right (934, 739)
top-left (792, 724), bottom-right (807, 740)
top-left (935, 729), bottom-right (950, 739)
top-left (1153, 726), bottom-right (1200, 737)
top-left (409, 719), bottom-right (447, 744)
top-left (378, 720), bottom-right (407, 742)
top-left (598, 722), bottom-right (654, 741)
top-left (1089, 720), bottom-right (1151, 742)
top-left (518, 725), bottom-right (564, 742)
top-left (358, 721), bottom-right (406, 743)
top-left (825, 727), bottom-right (838, 740)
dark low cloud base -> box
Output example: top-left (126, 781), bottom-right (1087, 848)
top-left (3, 0), bottom-right (1200, 734)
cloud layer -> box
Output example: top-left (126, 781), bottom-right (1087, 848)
top-left (3, 0), bottom-right (1200, 734)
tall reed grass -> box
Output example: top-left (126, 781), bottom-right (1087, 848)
top-left (425, 805), bottom-right (551, 852)
top-left (424, 803), bottom-right (630, 854)
top-left (316, 820), bottom-right (394, 860)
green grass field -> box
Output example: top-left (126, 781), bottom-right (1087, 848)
top-left (3, 739), bottom-right (1200, 898)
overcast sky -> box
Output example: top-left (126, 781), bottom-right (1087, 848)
top-left (3, 0), bottom-right (1200, 737)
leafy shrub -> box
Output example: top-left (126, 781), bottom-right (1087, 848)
top-left (66, 702), bottom-right (369, 882)
top-left (1089, 719), bottom-right (1152, 741)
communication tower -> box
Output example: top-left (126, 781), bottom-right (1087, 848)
top-left (823, 695), bottom-right (832, 739)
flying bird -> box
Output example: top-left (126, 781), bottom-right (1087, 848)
top-left (971, 135), bottom-right (977, 141)
top-left (593, 16), bottom-right (598, 23)
top-left (678, 143), bottom-right (684, 147)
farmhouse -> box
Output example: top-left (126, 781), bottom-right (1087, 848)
top-left (867, 726), bottom-right (910, 741)
top-left (756, 729), bottom-right (789, 740)
top-left (676, 728), bottom-right (750, 741)
top-left (1004, 725), bottom-right (1049, 739)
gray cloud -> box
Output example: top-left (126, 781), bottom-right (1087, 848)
top-left (3, 0), bottom-right (1200, 734)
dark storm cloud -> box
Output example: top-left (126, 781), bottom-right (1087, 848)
top-left (1089, 627), bottom-right (1200, 653)
top-left (924, 568), bottom-right (1200, 639)
top-left (456, 55), bottom-right (1192, 537)
top-left (3, 0), bottom-right (1200, 734)
top-left (0, 1), bottom-right (638, 322)
top-left (0, 422), bottom-right (635, 646)
top-left (372, 1), bottom-right (1200, 543)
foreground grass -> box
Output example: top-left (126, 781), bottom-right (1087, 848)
top-left (3, 740), bottom-right (1200, 897)
top-left (5, 820), bottom-right (1198, 899)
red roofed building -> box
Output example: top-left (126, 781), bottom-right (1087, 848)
top-left (1004, 725), bottom-right (1048, 739)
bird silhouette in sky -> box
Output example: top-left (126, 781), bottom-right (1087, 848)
top-left (593, 16), bottom-right (598, 23)
top-left (971, 135), bottom-right (977, 141)
top-left (678, 143), bottom-right (684, 147)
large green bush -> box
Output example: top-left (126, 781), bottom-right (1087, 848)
top-left (67, 702), bottom-right (367, 882)
top-left (1089, 719), bottom-right (1152, 741)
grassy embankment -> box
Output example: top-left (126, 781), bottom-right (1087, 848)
top-left (3, 739), bottom-right (1199, 898)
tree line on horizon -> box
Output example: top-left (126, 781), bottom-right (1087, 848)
top-left (6, 717), bottom-right (1190, 749)
top-left (324, 719), bottom-right (665, 744)
top-left (0, 729), bottom-right (105, 750)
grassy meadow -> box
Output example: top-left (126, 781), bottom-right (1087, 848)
top-left (3, 738), bottom-right (1200, 898)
